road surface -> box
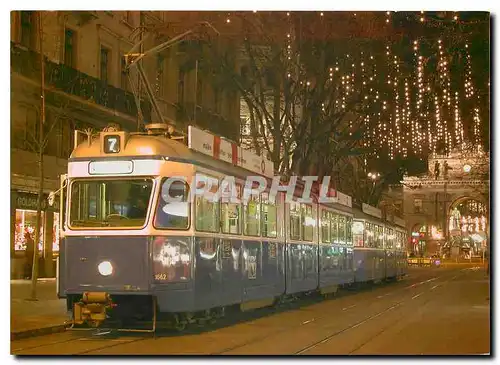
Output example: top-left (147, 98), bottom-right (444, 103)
top-left (11, 266), bottom-right (490, 355)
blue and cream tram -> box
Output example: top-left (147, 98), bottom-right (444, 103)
top-left (57, 124), bottom-right (406, 331)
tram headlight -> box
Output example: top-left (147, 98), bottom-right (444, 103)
top-left (98, 261), bottom-right (113, 276)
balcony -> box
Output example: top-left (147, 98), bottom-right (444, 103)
top-left (11, 42), bottom-right (152, 129)
top-left (176, 102), bottom-right (239, 142)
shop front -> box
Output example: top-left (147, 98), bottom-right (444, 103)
top-left (11, 191), bottom-right (60, 279)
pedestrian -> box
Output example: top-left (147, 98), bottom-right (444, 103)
top-left (24, 231), bottom-right (34, 280)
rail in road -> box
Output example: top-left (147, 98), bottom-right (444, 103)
top-left (11, 266), bottom-right (490, 355)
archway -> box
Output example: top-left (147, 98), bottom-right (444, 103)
top-left (447, 196), bottom-right (488, 259)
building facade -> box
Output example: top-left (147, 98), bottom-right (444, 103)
top-left (384, 147), bottom-right (489, 258)
top-left (10, 11), bottom-right (241, 278)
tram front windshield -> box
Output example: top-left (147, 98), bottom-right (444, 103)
top-left (69, 178), bottom-right (153, 228)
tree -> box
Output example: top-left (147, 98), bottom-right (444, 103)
top-left (18, 11), bottom-right (73, 299)
top-left (199, 12), bottom-right (389, 181)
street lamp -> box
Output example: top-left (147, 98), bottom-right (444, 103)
top-left (367, 172), bottom-right (381, 205)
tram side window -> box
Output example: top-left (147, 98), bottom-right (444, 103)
top-left (331, 214), bottom-right (338, 244)
top-left (365, 222), bottom-right (375, 248)
top-left (261, 192), bottom-right (277, 238)
top-left (346, 217), bottom-right (353, 245)
top-left (155, 179), bottom-right (189, 229)
top-left (338, 216), bottom-right (346, 244)
top-left (321, 210), bottom-right (331, 243)
top-left (289, 201), bottom-right (301, 240)
top-left (376, 224), bottom-right (384, 248)
top-left (244, 191), bottom-right (260, 236)
top-left (353, 221), bottom-right (364, 247)
top-left (221, 184), bottom-right (241, 234)
top-left (302, 204), bottom-right (314, 241)
top-left (385, 228), bottom-right (393, 249)
top-left (195, 175), bottom-right (219, 232)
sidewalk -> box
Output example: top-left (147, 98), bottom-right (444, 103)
top-left (11, 279), bottom-right (68, 340)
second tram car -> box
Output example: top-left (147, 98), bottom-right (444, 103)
top-left (57, 124), bottom-right (408, 331)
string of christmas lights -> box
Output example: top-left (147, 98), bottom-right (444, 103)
top-left (240, 11), bottom-right (486, 163)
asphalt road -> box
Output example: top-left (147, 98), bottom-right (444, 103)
top-left (11, 266), bottom-right (490, 355)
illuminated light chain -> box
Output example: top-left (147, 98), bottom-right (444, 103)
top-left (464, 43), bottom-right (475, 99)
top-left (414, 40), bottom-right (424, 155)
top-left (394, 54), bottom-right (402, 155)
top-left (386, 11), bottom-right (391, 24)
top-left (404, 79), bottom-right (411, 158)
top-left (454, 90), bottom-right (464, 147)
top-left (420, 10), bottom-right (425, 22)
top-left (384, 44), bottom-right (395, 160)
top-left (434, 94), bottom-right (441, 155)
top-left (473, 107), bottom-right (481, 146)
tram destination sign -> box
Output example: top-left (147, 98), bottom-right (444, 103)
top-left (89, 160), bottom-right (134, 175)
top-left (188, 126), bottom-right (274, 178)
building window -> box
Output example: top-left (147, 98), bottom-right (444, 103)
top-left (20, 11), bottom-right (35, 49)
top-left (14, 209), bottom-right (59, 255)
top-left (100, 46), bottom-right (110, 83)
top-left (64, 28), bottom-right (76, 68)
top-left (414, 198), bottom-right (423, 213)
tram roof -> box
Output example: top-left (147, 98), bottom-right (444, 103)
top-left (69, 133), bottom-right (270, 181)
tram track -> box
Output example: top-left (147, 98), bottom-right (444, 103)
top-left (212, 269), bottom-right (461, 355)
top-left (295, 270), bottom-right (465, 355)
top-left (13, 269), bottom-right (456, 355)
top-left (210, 270), bottom-right (448, 355)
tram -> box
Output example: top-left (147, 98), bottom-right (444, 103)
top-left (56, 123), bottom-right (407, 331)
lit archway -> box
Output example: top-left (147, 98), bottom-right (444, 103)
top-left (447, 196), bottom-right (488, 258)
top-left (410, 223), bottom-right (427, 255)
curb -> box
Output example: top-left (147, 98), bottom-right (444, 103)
top-left (11, 323), bottom-right (69, 341)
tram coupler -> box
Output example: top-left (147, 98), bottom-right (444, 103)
top-left (72, 292), bottom-right (114, 328)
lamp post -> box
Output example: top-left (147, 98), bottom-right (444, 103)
top-left (367, 172), bottom-right (380, 206)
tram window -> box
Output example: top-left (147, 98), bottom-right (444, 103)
top-left (261, 193), bottom-right (277, 238)
top-left (195, 175), bottom-right (219, 233)
top-left (386, 228), bottom-right (394, 249)
top-left (69, 179), bottom-right (153, 228)
top-left (155, 179), bottom-right (189, 230)
top-left (302, 204), bottom-right (314, 242)
top-left (331, 214), bottom-right (338, 244)
top-left (221, 184), bottom-right (241, 235)
top-left (365, 222), bottom-right (375, 248)
top-left (338, 216), bottom-right (346, 244)
top-left (376, 225), bottom-right (384, 248)
top-left (289, 201), bottom-right (301, 240)
top-left (353, 221), bottom-right (364, 247)
top-left (243, 192), bottom-right (260, 236)
top-left (346, 217), bottom-right (353, 245)
top-left (321, 210), bottom-right (330, 243)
